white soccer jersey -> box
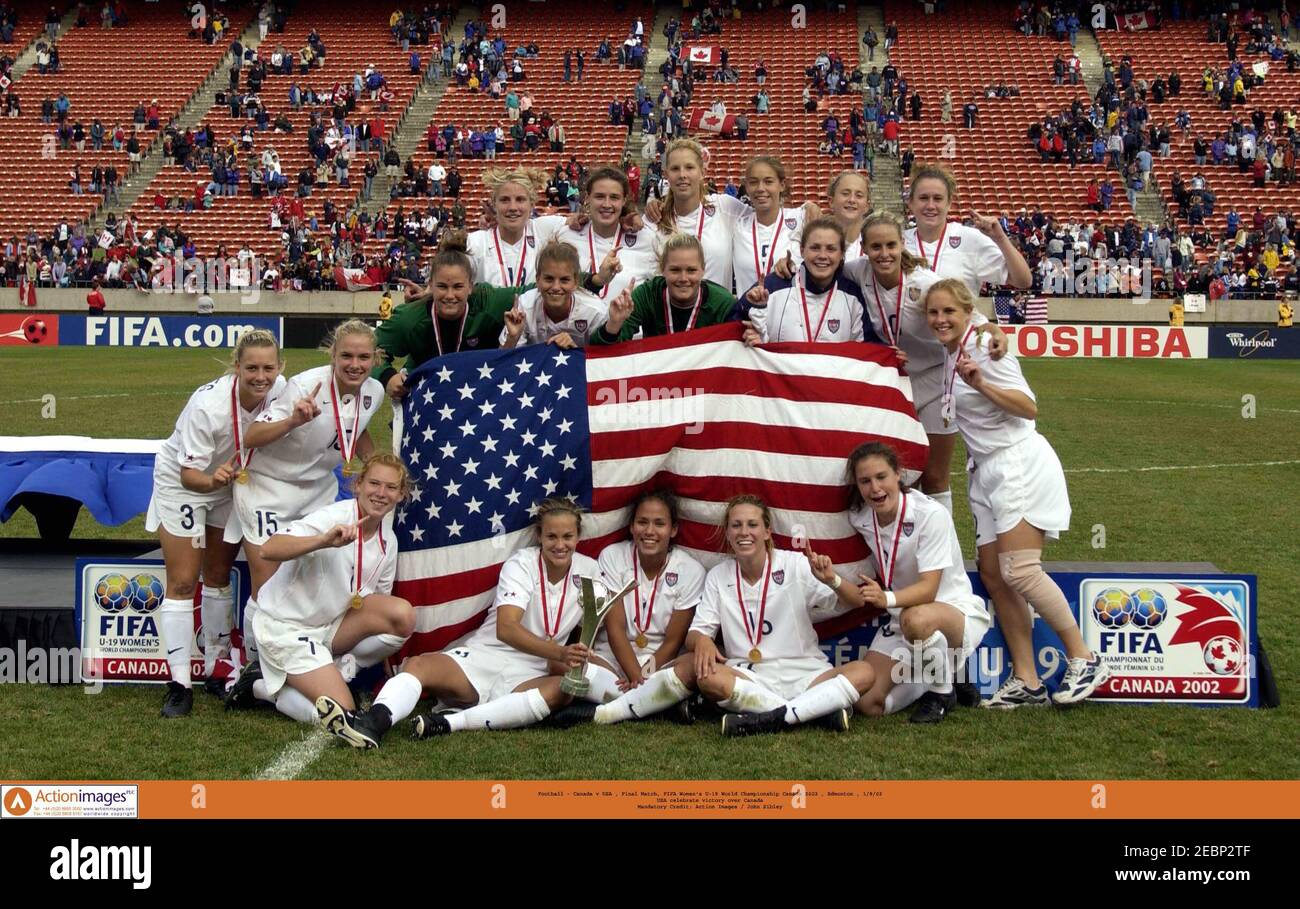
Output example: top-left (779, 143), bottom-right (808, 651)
top-left (154, 373), bottom-right (286, 500)
top-left (750, 272), bottom-right (865, 343)
top-left (555, 223), bottom-right (658, 301)
top-left (732, 206), bottom-right (806, 295)
top-left (499, 287), bottom-right (609, 347)
top-left (596, 542), bottom-right (706, 655)
top-left (468, 214), bottom-right (565, 287)
top-left (690, 549), bottom-right (835, 662)
top-left (257, 499), bottom-right (397, 629)
top-left (849, 490), bottom-right (983, 619)
top-left (252, 365), bottom-right (384, 489)
top-left (464, 546), bottom-right (600, 655)
top-left (948, 331), bottom-right (1037, 459)
top-left (647, 193), bottom-right (749, 290)
top-left (845, 236), bottom-right (863, 262)
top-left (904, 222), bottom-right (1008, 294)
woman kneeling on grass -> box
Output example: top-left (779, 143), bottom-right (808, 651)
top-left (595, 495), bottom-right (875, 736)
top-left (319, 497), bottom-right (615, 748)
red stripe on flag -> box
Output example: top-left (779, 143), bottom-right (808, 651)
top-left (594, 473), bottom-right (854, 515)
top-left (398, 611), bottom-right (492, 661)
top-left (394, 562), bottom-right (502, 608)
top-left (588, 366), bottom-right (914, 412)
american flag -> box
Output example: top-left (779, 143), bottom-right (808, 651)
top-left (994, 291), bottom-right (1048, 325)
top-left (391, 323), bottom-right (928, 658)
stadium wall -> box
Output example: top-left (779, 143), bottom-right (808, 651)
top-left (0, 289), bottom-right (1284, 324)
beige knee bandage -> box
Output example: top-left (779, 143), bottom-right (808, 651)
top-left (999, 549), bottom-right (1075, 637)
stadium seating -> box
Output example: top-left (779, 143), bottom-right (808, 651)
top-left (1093, 20), bottom-right (1300, 236)
top-left (888, 2), bottom-right (1135, 224)
top-left (0, 0), bottom-right (250, 240)
top-left (120, 2), bottom-right (421, 259)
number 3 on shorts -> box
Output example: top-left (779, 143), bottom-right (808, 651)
top-left (256, 510), bottom-right (279, 537)
top-left (180, 503), bottom-right (195, 530)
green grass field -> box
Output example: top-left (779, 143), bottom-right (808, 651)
top-left (1, 348), bottom-right (1297, 781)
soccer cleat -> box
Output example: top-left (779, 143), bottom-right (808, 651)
top-left (224, 660), bottom-right (263, 710)
top-left (980, 675), bottom-right (1050, 710)
top-left (815, 706), bottom-right (851, 731)
top-left (203, 677), bottom-right (227, 698)
top-left (410, 710), bottom-right (452, 739)
top-left (721, 706), bottom-right (787, 737)
top-left (909, 689), bottom-right (956, 724)
top-left (1052, 655), bottom-right (1111, 705)
top-left (670, 695), bottom-right (697, 725)
top-left (547, 701), bottom-right (598, 728)
top-left (954, 682), bottom-right (982, 708)
top-left (160, 682), bottom-right (193, 718)
top-left (317, 697), bottom-right (390, 749)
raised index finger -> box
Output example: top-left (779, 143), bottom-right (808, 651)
top-left (310, 380), bottom-right (323, 397)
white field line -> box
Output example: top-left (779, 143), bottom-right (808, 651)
top-left (255, 729), bottom-right (331, 781)
top-left (0, 391), bottom-right (182, 405)
top-left (1072, 396), bottom-right (1300, 415)
top-left (952, 458), bottom-right (1300, 477)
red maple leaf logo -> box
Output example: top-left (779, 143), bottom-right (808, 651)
top-left (1167, 585), bottom-right (1242, 651)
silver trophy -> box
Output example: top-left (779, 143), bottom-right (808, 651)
top-left (560, 576), bottom-right (638, 696)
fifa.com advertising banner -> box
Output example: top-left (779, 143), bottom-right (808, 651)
top-left (1000, 324), bottom-right (1208, 358)
top-left (0, 314), bottom-right (282, 348)
top-left (75, 559), bottom-right (250, 683)
top-left (821, 571), bottom-right (1258, 707)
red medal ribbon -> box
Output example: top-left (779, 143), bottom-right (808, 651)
top-left (663, 286), bottom-right (704, 334)
top-left (538, 552), bottom-right (571, 639)
top-left (869, 271), bottom-right (904, 346)
top-left (632, 550), bottom-right (664, 640)
top-left (798, 275), bottom-right (834, 342)
top-left (229, 377), bottom-right (267, 471)
top-left (493, 226), bottom-right (530, 285)
top-left (329, 372), bottom-right (362, 466)
top-left (751, 214), bottom-right (784, 285)
top-left (587, 225), bottom-right (622, 299)
top-left (917, 222), bottom-right (949, 272)
top-left (432, 311), bottom-right (465, 358)
top-left (353, 501), bottom-right (388, 600)
top-left (944, 324), bottom-right (978, 401)
top-left (871, 492), bottom-right (908, 591)
top-left (734, 555), bottom-right (772, 653)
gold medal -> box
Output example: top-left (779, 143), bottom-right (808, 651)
top-left (236, 468), bottom-right (249, 484)
top-left (341, 463), bottom-right (353, 478)
top-left (349, 592), bottom-right (364, 610)
top-left (749, 648), bottom-right (762, 663)
top-left (635, 633), bottom-right (648, 649)
top-left (943, 418), bottom-right (950, 428)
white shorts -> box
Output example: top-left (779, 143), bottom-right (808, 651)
top-left (255, 610), bottom-right (347, 697)
top-left (593, 637), bottom-right (667, 680)
top-left (725, 655), bottom-right (833, 701)
top-left (444, 644), bottom-right (549, 704)
top-left (967, 432), bottom-right (1071, 547)
top-left (224, 472), bottom-right (336, 545)
top-left (868, 602), bottom-right (990, 664)
top-left (909, 364), bottom-right (956, 436)
top-left (145, 484), bottom-right (232, 539)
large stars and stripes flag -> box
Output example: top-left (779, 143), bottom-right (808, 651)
top-left (390, 323), bottom-right (928, 658)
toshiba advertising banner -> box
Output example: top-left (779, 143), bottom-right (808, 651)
top-left (1000, 324), bottom-right (1208, 358)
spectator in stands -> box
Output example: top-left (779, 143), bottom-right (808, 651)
top-left (940, 88), bottom-right (952, 123)
top-left (909, 91), bottom-right (922, 121)
top-left (963, 97), bottom-right (978, 129)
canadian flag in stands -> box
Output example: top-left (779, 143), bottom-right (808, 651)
top-left (1120, 11), bottom-right (1152, 30)
top-left (686, 44), bottom-right (719, 64)
top-left (688, 108), bottom-right (735, 135)
top-left (332, 265), bottom-right (386, 291)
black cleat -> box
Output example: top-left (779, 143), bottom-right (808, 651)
top-left (909, 689), bottom-right (957, 724)
top-left (224, 660), bottom-right (263, 710)
top-left (203, 676), bottom-right (227, 698)
top-left (160, 681), bottom-right (193, 718)
top-left (814, 706), bottom-right (851, 731)
top-left (670, 695), bottom-right (697, 725)
top-left (954, 682), bottom-right (982, 708)
top-left (547, 700), bottom-right (598, 728)
top-left (410, 710), bottom-right (452, 739)
top-left (721, 706), bottom-right (787, 737)
top-left (317, 697), bottom-right (390, 749)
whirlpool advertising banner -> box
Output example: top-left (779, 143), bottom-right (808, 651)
top-left (75, 559), bottom-right (250, 683)
top-left (58, 315), bottom-right (283, 347)
top-left (820, 570), bottom-right (1259, 707)
top-left (1209, 326), bottom-right (1300, 359)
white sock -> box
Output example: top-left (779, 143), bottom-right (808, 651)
top-left (446, 688), bottom-right (549, 732)
top-left (783, 674), bottom-right (859, 725)
top-left (594, 667), bottom-right (689, 724)
top-left (916, 630), bottom-right (953, 694)
top-left (373, 671), bottom-right (423, 723)
top-left (929, 489), bottom-right (953, 514)
top-left (718, 677), bottom-right (786, 714)
top-left (883, 682), bottom-right (925, 714)
top-left (349, 633), bottom-right (407, 668)
top-left (159, 598), bottom-right (193, 687)
top-left (581, 663), bottom-right (623, 704)
top-left (242, 597), bottom-right (261, 663)
top-left (200, 584), bottom-right (234, 676)
top-left (274, 686), bottom-right (319, 723)
top-left (252, 678), bottom-right (274, 704)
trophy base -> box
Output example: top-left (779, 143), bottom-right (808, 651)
top-left (560, 674), bottom-right (590, 697)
